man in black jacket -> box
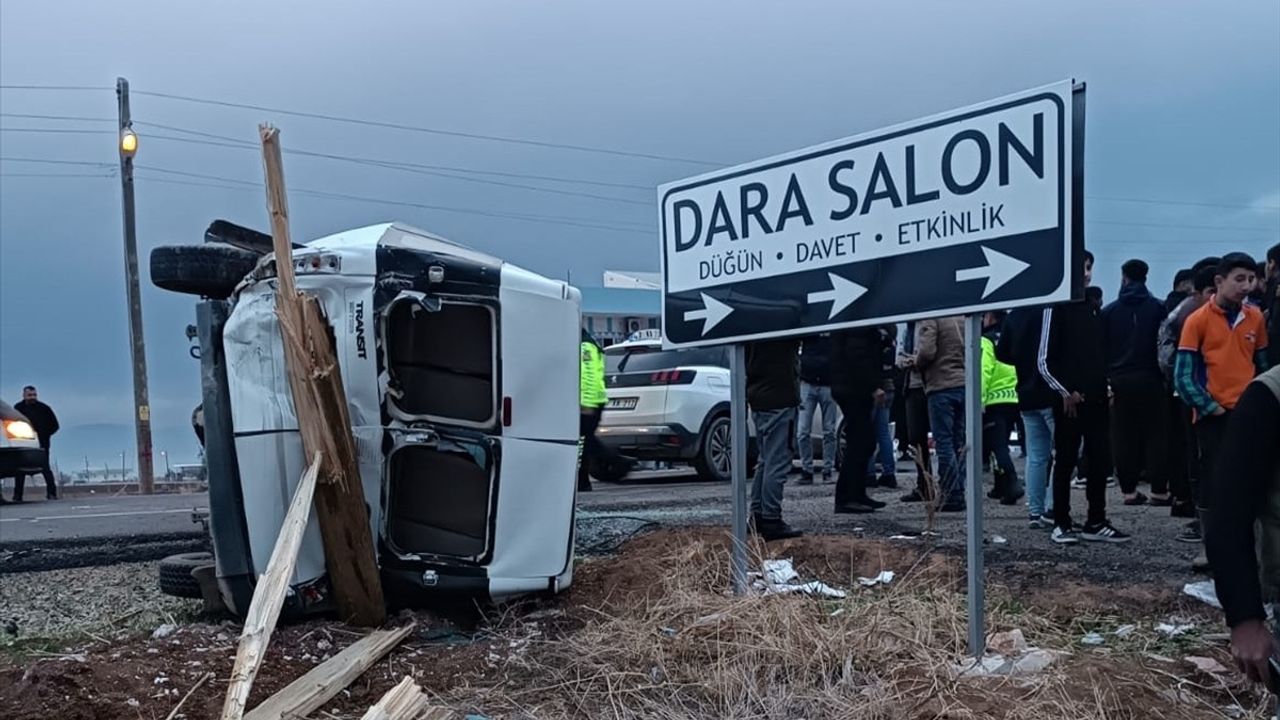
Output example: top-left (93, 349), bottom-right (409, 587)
top-left (1039, 251), bottom-right (1130, 544)
top-left (1205, 365), bottom-right (1280, 689)
top-left (997, 308), bottom-right (1058, 528)
top-left (1101, 259), bottom-right (1171, 506)
top-left (747, 339), bottom-right (802, 540)
top-left (12, 386), bottom-right (60, 502)
top-left (830, 326), bottom-right (890, 514)
top-left (796, 335), bottom-right (837, 485)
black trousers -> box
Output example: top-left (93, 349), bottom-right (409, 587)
top-left (1110, 375), bottom-right (1169, 495)
top-left (834, 391), bottom-right (876, 508)
top-left (903, 386), bottom-right (933, 496)
top-left (1165, 394), bottom-right (1192, 502)
top-left (983, 404), bottom-right (1021, 498)
top-left (1053, 400), bottom-right (1110, 529)
top-left (14, 449), bottom-right (57, 501)
top-left (579, 409), bottom-right (603, 491)
top-left (1194, 411), bottom-right (1231, 509)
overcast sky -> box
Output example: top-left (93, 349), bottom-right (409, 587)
top-left (1, 1), bottom-right (1278, 464)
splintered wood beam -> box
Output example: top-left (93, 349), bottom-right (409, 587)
top-left (260, 124), bottom-right (385, 626)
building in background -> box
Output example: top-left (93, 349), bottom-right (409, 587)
top-left (581, 270), bottom-right (661, 346)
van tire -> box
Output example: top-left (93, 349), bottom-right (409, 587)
top-left (151, 244), bottom-right (259, 299)
top-left (159, 552), bottom-right (214, 599)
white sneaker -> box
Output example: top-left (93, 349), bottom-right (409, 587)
top-left (1052, 526), bottom-right (1080, 544)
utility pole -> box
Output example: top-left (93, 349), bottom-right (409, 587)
top-left (116, 77), bottom-right (154, 494)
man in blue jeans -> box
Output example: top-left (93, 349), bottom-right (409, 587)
top-left (747, 338), bottom-right (802, 540)
top-left (796, 334), bottom-right (837, 485)
top-left (910, 315), bottom-right (968, 512)
top-left (867, 325), bottom-right (900, 489)
top-left (998, 306), bottom-right (1058, 528)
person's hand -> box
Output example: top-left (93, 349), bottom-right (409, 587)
top-left (1062, 392), bottom-right (1084, 418)
top-left (1230, 619), bottom-right (1277, 688)
top-left (1211, 406), bottom-right (1227, 416)
top-left (872, 389), bottom-right (888, 408)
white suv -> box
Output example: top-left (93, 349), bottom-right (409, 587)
top-left (596, 338), bottom-right (842, 482)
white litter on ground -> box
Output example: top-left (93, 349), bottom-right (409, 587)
top-left (1184, 656), bottom-right (1230, 675)
top-left (1155, 622), bottom-right (1197, 638)
top-left (955, 649), bottom-right (1067, 678)
top-left (856, 571), bottom-right (895, 587)
top-left (1183, 581), bottom-right (1223, 609)
top-left (1114, 624), bottom-right (1138, 639)
top-left (748, 559), bottom-right (848, 599)
top-left (1081, 632), bottom-right (1105, 646)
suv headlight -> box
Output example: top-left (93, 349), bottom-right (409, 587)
top-left (3, 420), bottom-right (36, 440)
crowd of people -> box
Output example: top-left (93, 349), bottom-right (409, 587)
top-left (743, 244), bottom-right (1279, 558)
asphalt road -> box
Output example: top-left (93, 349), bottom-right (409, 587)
top-left (0, 492), bottom-right (209, 544)
top-left (0, 461), bottom-right (1205, 589)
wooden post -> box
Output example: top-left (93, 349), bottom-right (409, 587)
top-left (260, 125), bottom-right (386, 626)
top-left (243, 624), bottom-right (415, 720)
top-left (221, 454), bottom-right (322, 720)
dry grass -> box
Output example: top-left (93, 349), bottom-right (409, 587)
top-left (439, 536), bottom-right (1272, 720)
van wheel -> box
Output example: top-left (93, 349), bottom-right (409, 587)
top-left (151, 244), bottom-right (260, 299)
top-left (695, 416), bottom-right (733, 482)
top-left (159, 552), bottom-right (214, 599)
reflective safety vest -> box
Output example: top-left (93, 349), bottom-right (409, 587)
top-left (580, 341), bottom-right (607, 409)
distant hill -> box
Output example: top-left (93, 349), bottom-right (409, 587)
top-left (49, 423), bottom-right (201, 476)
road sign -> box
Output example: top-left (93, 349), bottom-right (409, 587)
top-left (660, 80), bottom-right (1079, 348)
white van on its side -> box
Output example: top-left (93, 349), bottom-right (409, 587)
top-left (153, 221), bottom-right (582, 616)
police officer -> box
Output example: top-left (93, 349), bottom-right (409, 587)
top-left (579, 329), bottom-right (608, 492)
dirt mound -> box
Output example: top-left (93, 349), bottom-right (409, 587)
top-left (0, 529), bottom-right (1262, 719)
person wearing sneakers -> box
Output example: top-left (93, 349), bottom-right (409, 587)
top-left (746, 338), bottom-right (804, 541)
top-left (1162, 262), bottom-right (1222, 537)
top-left (1039, 251), bottom-right (1131, 544)
top-left (830, 325), bottom-right (890, 515)
top-left (913, 315), bottom-right (968, 513)
top-left (997, 307), bottom-right (1057, 529)
top-left (981, 310), bottom-right (1023, 506)
top-left (796, 334), bottom-right (837, 486)
top-left (866, 325), bottom-right (900, 490)
top-left (1204, 364), bottom-right (1280, 692)
top-left (897, 321), bottom-right (934, 503)
top-left (1175, 253), bottom-right (1270, 570)
top-left (1102, 258), bottom-right (1172, 507)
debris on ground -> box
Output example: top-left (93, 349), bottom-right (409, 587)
top-left (1183, 580), bottom-right (1223, 609)
top-left (1114, 624), bottom-right (1138, 638)
top-left (1184, 655), bottom-right (1231, 676)
top-left (855, 570), bottom-right (895, 587)
top-left (1156, 622), bottom-right (1198, 638)
top-left (749, 559), bottom-right (848, 598)
top-left (1081, 632), bottom-right (1105, 646)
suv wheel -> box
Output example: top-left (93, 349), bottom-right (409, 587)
top-left (695, 416), bottom-right (732, 482)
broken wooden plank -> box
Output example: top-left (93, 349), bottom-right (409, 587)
top-left (260, 124), bottom-right (386, 627)
top-left (359, 676), bottom-right (452, 720)
top-left (243, 623), bottom-right (415, 720)
top-left (220, 453), bottom-right (322, 720)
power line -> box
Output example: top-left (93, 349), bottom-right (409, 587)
top-left (0, 172), bottom-right (111, 178)
top-left (1091, 219), bottom-right (1278, 233)
top-left (0, 84), bottom-right (109, 92)
top-left (0, 157), bottom-right (114, 168)
top-left (131, 166), bottom-right (652, 234)
top-left (0, 127), bottom-right (114, 135)
top-left (0, 112), bottom-right (115, 123)
top-left (131, 89), bottom-right (721, 166)
top-left (135, 120), bottom-right (653, 190)
top-left (135, 130), bottom-right (654, 207)
top-left (1089, 195), bottom-right (1279, 212)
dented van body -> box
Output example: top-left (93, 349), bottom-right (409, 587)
top-left (165, 222), bottom-right (581, 617)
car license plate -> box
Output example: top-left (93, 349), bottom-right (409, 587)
top-left (607, 397), bottom-right (638, 410)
